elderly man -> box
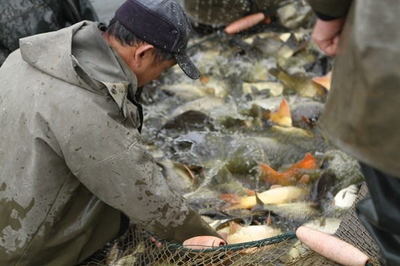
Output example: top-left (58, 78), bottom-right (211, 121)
top-left (0, 0), bottom-right (221, 265)
top-left (308, 0), bottom-right (400, 265)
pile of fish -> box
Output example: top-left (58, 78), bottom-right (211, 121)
top-left (134, 0), bottom-right (364, 260)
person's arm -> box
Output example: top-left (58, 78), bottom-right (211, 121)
top-left (53, 96), bottom-right (218, 243)
top-left (307, 0), bottom-right (353, 20)
top-left (308, 0), bottom-right (353, 56)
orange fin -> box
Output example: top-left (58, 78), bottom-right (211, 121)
top-left (245, 189), bottom-right (256, 196)
top-left (289, 153), bottom-right (318, 171)
top-left (270, 98), bottom-right (292, 127)
top-left (312, 72), bottom-right (332, 91)
top-left (260, 163), bottom-right (292, 186)
top-left (220, 194), bottom-right (240, 205)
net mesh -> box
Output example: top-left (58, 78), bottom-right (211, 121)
top-left (81, 183), bottom-right (382, 266)
top-left (287, 183), bottom-right (382, 266)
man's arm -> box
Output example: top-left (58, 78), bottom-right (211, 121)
top-left (308, 0), bottom-right (353, 56)
top-left (54, 97), bottom-right (218, 243)
top-left (307, 0), bottom-right (353, 19)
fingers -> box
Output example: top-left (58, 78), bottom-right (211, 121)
top-left (316, 37), bottom-right (340, 57)
top-left (312, 18), bottom-right (346, 56)
top-left (150, 236), bottom-right (163, 248)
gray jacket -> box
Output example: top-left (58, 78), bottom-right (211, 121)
top-left (0, 21), bottom-right (216, 266)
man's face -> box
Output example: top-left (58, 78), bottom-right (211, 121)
top-left (135, 57), bottom-right (176, 87)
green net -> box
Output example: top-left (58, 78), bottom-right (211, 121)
top-left (83, 229), bottom-right (298, 266)
top-left (81, 184), bottom-right (382, 266)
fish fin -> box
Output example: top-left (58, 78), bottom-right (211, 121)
top-left (312, 71), bottom-right (332, 91)
top-left (245, 189), bottom-right (256, 196)
top-left (260, 163), bottom-right (292, 185)
top-left (229, 222), bottom-right (243, 234)
top-left (220, 194), bottom-right (240, 205)
top-left (289, 153), bottom-right (318, 171)
top-left (255, 192), bottom-right (264, 207)
top-left (270, 98), bottom-right (292, 127)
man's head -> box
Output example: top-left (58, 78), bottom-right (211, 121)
top-left (104, 0), bottom-right (200, 87)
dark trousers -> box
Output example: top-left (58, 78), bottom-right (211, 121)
top-left (358, 164), bottom-right (400, 266)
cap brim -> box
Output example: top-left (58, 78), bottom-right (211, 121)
top-left (175, 53), bottom-right (201, 80)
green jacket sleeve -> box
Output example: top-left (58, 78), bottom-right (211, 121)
top-left (56, 95), bottom-right (218, 243)
top-left (307, 0), bottom-right (353, 18)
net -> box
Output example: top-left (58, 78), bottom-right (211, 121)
top-left (81, 183), bottom-right (382, 266)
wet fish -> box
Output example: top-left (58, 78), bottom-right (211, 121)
top-left (226, 186), bottom-right (307, 210)
top-left (260, 202), bottom-right (320, 221)
top-left (242, 81), bottom-right (283, 97)
top-left (223, 222), bottom-right (282, 245)
top-left (171, 96), bottom-right (225, 117)
top-left (260, 153), bottom-right (318, 186)
top-left (334, 185), bottom-right (359, 209)
top-left (270, 68), bottom-right (327, 100)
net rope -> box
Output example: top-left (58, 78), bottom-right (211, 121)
top-left (81, 183), bottom-right (382, 266)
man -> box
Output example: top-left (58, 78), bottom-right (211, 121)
top-left (0, 0), bottom-right (98, 65)
top-left (308, 0), bottom-right (400, 265)
top-left (0, 0), bottom-right (222, 265)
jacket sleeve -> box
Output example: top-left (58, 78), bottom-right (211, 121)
top-left (54, 94), bottom-right (218, 243)
top-left (307, 0), bottom-right (353, 19)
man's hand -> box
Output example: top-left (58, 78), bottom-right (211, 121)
top-left (183, 236), bottom-right (226, 250)
top-left (312, 18), bottom-right (346, 56)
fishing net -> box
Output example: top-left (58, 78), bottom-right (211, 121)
top-left (82, 229), bottom-right (297, 266)
top-left (81, 183), bottom-right (382, 266)
top-left (288, 183), bottom-right (383, 266)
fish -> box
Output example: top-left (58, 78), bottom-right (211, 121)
top-left (270, 125), bottom-right (314, 138)
top-left (160, 160), bottom-right (198, 194)
top-left (269, 68), bottom-right (327, 100)
top-left (171, 96), bottom-right (225, 117)
top-left (224, 222), bottom-right (282, 245)
top-left (225, 186), bottom-right (307, 210)
top-left (260, 153), bottom-right (318, 185)
top-left (260, 202), bottom-right (319, 221)
top-left (242, 81), bottom-right (283, 97)
top-left (334, 185), bottom-right (358, 209)
top-left (302, 218), bottom-right (341, 235)
top-left (161, 78), bottom-right (228, 101)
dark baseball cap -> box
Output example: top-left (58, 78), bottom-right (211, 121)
top-left (112, 0), bottom-right (200, 79)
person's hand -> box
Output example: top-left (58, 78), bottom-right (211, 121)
top-left (183, 236), bottom-right (226, 250)
top-left (312, 18), bottom-right (346, 56)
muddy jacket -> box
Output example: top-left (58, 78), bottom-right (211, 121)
top-left (0, 21), bottom-right (217, 266)
top-left (0, 0), bottom-right (98, 65)
top-left (308, 0), bottom-right (400, 178)
top-left (183, 0), bottom-right (278, 27)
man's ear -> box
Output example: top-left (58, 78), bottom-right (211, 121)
top-left (133, 44), bottom-right (155, 67)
